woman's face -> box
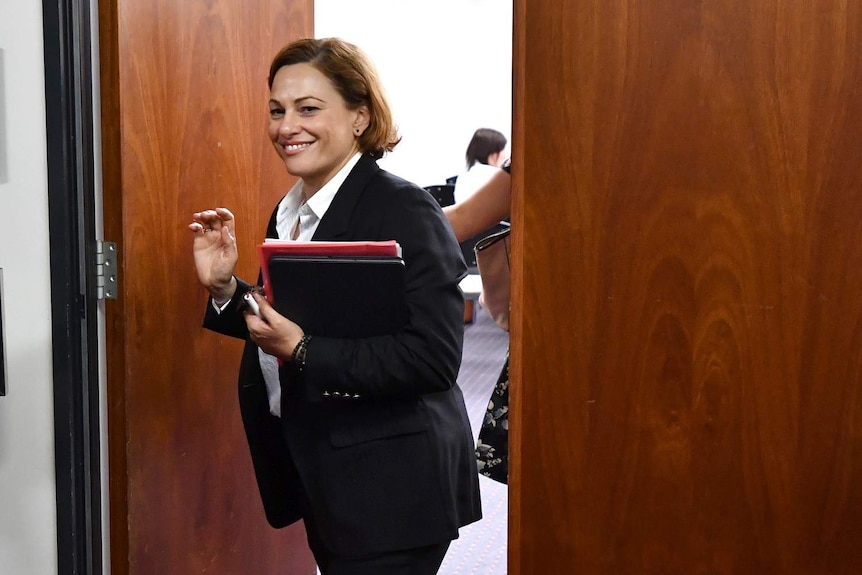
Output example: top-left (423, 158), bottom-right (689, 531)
top-left (488, 150), bottom-right (508, 168)
top-left (268, 63), bottom-right (369, 195)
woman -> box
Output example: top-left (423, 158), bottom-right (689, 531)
top-left (453, 127), bottom-right (508, 204)
top-left (189, 38), bottom-right (481, 575)
top-left (444, 164), bottom-right (512, 484)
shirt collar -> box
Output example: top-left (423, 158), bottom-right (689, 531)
top-left (305, 152), bottom-right (362, 219)
top-left (275, 152), bottom-right (363, 238)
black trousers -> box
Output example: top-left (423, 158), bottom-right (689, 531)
top-left (303, 517), bottom-right (451, 575)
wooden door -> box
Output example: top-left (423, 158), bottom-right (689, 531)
top-left (99, 1), bottom-right (315, 573)
top-left (511, 1), bottom-right (862, 573)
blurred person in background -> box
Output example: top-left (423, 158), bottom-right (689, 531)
top-left (453, 127), bottom-right (508, 204)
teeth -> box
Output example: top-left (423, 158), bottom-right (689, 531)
top-left (285, 142), bottom-right (311, 151)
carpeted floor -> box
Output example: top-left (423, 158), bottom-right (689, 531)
top-left (439, 305), bottom-right (510, 575)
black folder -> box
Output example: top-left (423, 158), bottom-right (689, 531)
top-left (266, 255), bottom-right (409, 338)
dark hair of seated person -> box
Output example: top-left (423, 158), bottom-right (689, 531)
top-left (465, 128), bottom-right (507, 169)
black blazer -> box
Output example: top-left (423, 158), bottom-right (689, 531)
top-left (203, 154), bottom-right (482, 556)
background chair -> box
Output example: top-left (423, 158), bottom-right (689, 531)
top-left (424, 184), bottom-right (455, 208)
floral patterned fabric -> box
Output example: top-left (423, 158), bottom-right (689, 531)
top-left (475, 354), bottom-right (509, 484)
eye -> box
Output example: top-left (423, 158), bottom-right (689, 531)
top-left (269, 107), bottom-right (284, 119)
top-left (299, 106), bottom-right (320, 115)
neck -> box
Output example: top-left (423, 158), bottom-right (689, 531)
top-left (299, 148), bottom-right (361, 199)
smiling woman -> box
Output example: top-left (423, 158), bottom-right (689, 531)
top-left (267, 62), bottom-right (371, 195)
top-left (188, 37), bottom-right (481, 575)
top-left (263, 39), bottom-right (398, 197)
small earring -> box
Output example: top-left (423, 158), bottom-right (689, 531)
top-left (355, 128), bottom-right (361, 135)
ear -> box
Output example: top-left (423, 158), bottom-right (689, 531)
top-left (352, 105), bottom-right (370, 136)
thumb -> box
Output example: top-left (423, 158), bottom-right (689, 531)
top-left (221, 224), bottom-right (236, 245)
top-left (253, 292), bottom-right (277, 319)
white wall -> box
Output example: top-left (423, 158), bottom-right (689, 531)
top-left (315, 0), bottom-right (513, 188)
top-left (0, 0), bottom-right (59, 574)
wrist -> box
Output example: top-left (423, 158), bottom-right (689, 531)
top-left (290, 334), bottom-right (312, 371)
top-left (210, 276), bottom-right (237, 305)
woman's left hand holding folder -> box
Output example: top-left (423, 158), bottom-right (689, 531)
top-left (245, 292), bottom-right (305, 362)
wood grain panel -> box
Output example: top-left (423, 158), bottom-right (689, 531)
top-left (511, 0), bottom-right (862, 573)
top-left (100, 1), bottom-right (315, 573)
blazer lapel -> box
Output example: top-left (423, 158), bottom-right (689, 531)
top-left (265, 205), bottom-right (278, 239)
top-left (312, 154), bottom-right (380, 240)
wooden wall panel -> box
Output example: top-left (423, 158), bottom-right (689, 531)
top-left (511, 1), bottom-right (862, 573)
top-left (100, 1), bottom-right (315, 573)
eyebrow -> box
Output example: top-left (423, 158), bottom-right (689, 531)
top-left (269, 96), bottom-right (326, 107)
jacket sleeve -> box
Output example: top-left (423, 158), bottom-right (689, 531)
top-left (299, 186), bottom-right (467, 400)
top-left (204, 205), bottom-right (280, 339)
top-left (202, 276), bottom-right (255, 339)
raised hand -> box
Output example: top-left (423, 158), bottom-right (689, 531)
top-left (188, 207), bottom-right (239, 303)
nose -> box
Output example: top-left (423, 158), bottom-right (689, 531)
top-left (276, 111), bottom-right (299, 138)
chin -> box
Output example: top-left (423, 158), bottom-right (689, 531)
top-left (282, 157), bottom-right (310, 177)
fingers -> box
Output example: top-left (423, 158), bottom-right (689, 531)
top-left (244, 293), bottom-right (273, 330)
top-left (188, 219), bottom-right (228, 242)
top-left (244, 293), bottom-right (305, 359)
top-left (254, 292), bottom-right (276, 318)
top-left (222, 224), bottom-right (236, 244)
top-left (246, 294), bottom-right (289, 333)
top-left (253, 292), bottom-right (304, 341)
top-left (245, 302), bottom-right (279, 343)
top-left (190, 208), bottom-right (236, 234)
top-left (214, 207), bottom-right (235, 222)
top-left (245, 312), bottom-right (267, 333)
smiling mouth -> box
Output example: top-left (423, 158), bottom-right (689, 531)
top-left (283, 142), bottom-right (312, 153)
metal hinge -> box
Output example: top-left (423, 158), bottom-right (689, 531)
top-left (96, 241), bottom-right (118, 300)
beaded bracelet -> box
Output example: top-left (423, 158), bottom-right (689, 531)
top-left (290, 334), bottom-right (312, 372)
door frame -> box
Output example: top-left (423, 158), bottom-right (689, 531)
top-left (42, 0), bottom-right (103, 573)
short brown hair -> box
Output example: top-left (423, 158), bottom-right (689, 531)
top-left (268, 38), bottom-right (401, 159)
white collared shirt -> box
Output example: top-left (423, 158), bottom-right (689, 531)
top-left (259, 152), bottom-right (363, 416)
top-left (274, 152), bottom-right (362, 241)
top-left (454, 163), bottom-right (502, 204)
